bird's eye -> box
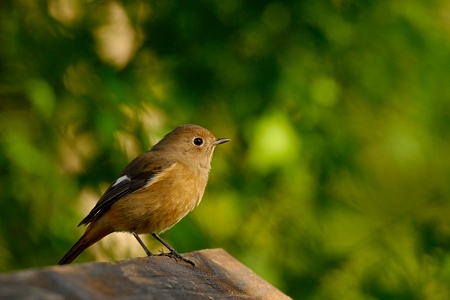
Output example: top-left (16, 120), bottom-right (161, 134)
top-left (193, 137), bottom-right (203, 146)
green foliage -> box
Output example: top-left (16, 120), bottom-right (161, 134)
top-left (2, 0), bottom-right (450, 298)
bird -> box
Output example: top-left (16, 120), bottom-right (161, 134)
top-left (58, 124), bottom-right (230, 266)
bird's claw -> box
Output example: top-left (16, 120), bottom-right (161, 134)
top-left (158, 250), bottom-right (195, 267)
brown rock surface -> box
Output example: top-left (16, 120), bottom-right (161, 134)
top-left (0, 248), bottom-right (291, 299)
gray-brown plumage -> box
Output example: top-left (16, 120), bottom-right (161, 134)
top-left (58, 124), bottom-right (229, 265)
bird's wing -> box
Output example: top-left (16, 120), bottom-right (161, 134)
top-left (78, 160), bottom-right (176, 226)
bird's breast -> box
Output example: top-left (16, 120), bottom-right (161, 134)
top-left (106, 162), bottom-right (209, 234)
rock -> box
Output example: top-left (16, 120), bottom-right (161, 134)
top-left (0, 248), bottom-right (291, 299)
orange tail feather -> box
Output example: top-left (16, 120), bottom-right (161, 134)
top-left (58, 226), bottom-right (111, 265)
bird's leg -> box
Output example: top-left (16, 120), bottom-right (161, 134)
top-left (151, 233), bottom-right (195, 267)
top-left (132, 232), bottom-right (154, 257)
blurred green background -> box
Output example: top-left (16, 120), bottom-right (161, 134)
top-left (2, 0), bottom-right (450, 299)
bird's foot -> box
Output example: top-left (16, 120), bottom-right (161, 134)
top-left (158, 250), bottom-right (195, 267)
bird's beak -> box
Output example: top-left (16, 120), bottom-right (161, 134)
top-left (213, 138), bottom-right (230, 145)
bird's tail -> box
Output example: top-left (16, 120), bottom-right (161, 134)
top-left (58, 225), bottom-right (111, 265)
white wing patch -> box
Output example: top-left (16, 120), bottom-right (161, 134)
top-left (112, 175), bottom-right (130, 187)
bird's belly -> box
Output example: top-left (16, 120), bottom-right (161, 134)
top-left (105, 176), bottom-right (206, 234)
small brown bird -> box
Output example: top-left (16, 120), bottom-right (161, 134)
top-left (58, 124), bottom-right (229, 266)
